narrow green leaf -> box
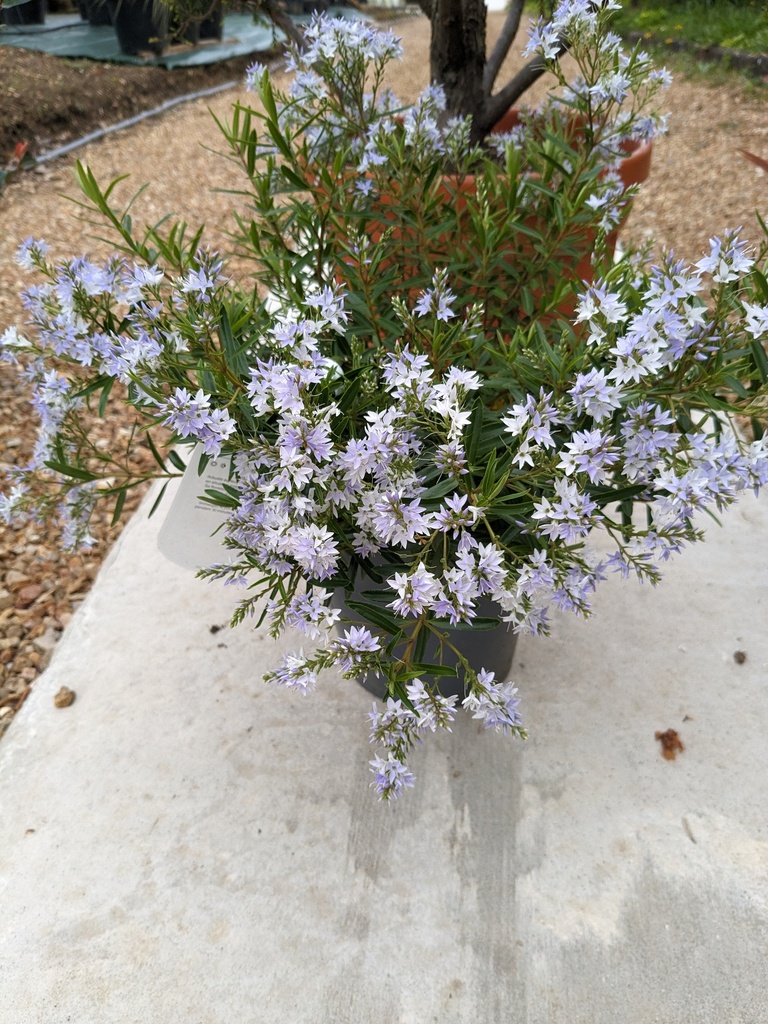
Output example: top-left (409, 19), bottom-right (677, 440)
top-left (110, 488), bottom-right (127, 527)
top-left (413, 626), bottom-right (428, 664)
top-left (420, 478), bottom-right (460, 501)
top-left (479, 449), bottom-right (498, 496)
top-left (218, 306), bottom-right (250, 376)
top-left (466, 400), bottom-right (485, 464)
top-left (143, 431), bottom-right (167, 472)
top-left (167, 449), bottom-right (187, 472)
top-left (750, 340), bottom-right (768, 384)
top-left (430, 615), bottom-right (499, 631)
top-left (44, 460), bottom-right (98, 482)
top-left (97, 376), bottom-right (115, 418)
top-left (202, 488), bottom-right (238, 508)
top-left (346, 599), bottom-right (401, 633)
top-left (147, 481), bottom-right (169, 518)
top-left (411, 662), bottom-right (458, 678)
top-left (723, 374), bottom-right (750, 399)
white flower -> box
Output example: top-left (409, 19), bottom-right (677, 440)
top-left (743, 302), bottom-right (768, 339)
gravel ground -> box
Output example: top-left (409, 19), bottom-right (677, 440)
top-left (1, 12), bottom-right (767, 737)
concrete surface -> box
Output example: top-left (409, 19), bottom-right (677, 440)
top-left (0, 484), bottom-right (767, 1024)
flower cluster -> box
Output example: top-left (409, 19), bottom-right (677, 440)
top-left (2, 9), bottom-right (768, 799)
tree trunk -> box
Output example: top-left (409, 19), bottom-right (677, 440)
top-left (429, 0), bottom-right (487, 137)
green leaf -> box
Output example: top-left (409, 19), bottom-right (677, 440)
top-left (749, 340), bottom-right (768, 384)
top-left (218, 306), bottom-right (250, 376)
top-left (147, 481), bottom-right (169, 518)
top-left (420, 477), bottom-right (461, 501)
top-left (97, 377), bottom-right (115, 418)
top-left (466, 400), bottom-right (485, 464)
top-left (479, 449), bottom-right (498, 496)
top-left (168, 449), bottom-right (187, 472)
top-left (430, 615), bottom-right (499, 631)
top-left (346, 599), bottom-right (402, 633)
top-left (413, 626), bottom-right (428, 664)
top-left (723, 374), bottom-right (750, 399)
top-left (203, 488), bottom-right (238, 508)
top-left (44, 460), bottom-right (99, 482)
top-left (144, 431), bottom-right (167, 472)
top-left (111, 488), bottom-right (127, 527)
top-left (751, 267), bottom-right (768, 304)
top-left (410, 662), bottom-right (458, 678)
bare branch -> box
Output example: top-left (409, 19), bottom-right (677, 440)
top-left (479, 42), bottom-right (569, 137)
top-left (482, 0), bottom-right (525, 95)
top-left (260, 0), bottom-right (306, 50)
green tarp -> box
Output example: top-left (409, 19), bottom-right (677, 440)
top-left (0, 11), bottom-right (286, 66)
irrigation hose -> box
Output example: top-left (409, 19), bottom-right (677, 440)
top-left (34, 78), bottom-right (240, 165)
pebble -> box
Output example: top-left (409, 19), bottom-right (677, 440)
top-left (0, 386), bottom-right (157, 737)
top-left (32, 627), bottom-right (60, 657)
top-left (17, 584), bottom-right (44, 608)
top-left (54, 686), bottom-right (76, 708)
top-left (4, 570), bottom-right (30, 591)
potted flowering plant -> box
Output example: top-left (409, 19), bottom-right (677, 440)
top-left (2, 10), bottom-right (768, 800)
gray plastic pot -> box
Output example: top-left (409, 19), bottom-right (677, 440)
top-left (332, 564), bottom-right (517, 700)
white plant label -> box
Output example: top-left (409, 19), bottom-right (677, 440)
top-left (157, 445), bottom-right (233, 570)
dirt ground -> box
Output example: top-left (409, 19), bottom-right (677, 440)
top-left (0, 45), bottom-right (267, 158)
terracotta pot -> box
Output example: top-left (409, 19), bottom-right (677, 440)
top-left (316, 110), bottom-right (652, 322)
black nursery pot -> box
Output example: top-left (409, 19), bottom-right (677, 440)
top-left (1, 0), bottom-right (46, 25)
top-left (199, 1), bottom-right (223, 39)
top-left (171, 16), bottom-right (199, 44)
top-left (107, 0), bottom-right (168, 55)
top-left (83, 0), bottom-right (113, 26)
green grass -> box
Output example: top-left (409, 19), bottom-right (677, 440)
top-left (607, 0), bottom-right (768, 56)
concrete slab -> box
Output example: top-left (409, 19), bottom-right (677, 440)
top-left (0, 484), bottom-right (767, 1023)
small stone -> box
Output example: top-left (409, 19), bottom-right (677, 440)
top-left (32, 627), bottom-right (60, 656)
top-left (0, 707), bottom-right (13, 720)
top-left (734, 650), bottom-right (747, 664)
top-left (0, 588), bottom-right (13, 611)
top-left (655, 728), bottom-right (684, 761)
top-left (54, 686), bottom-right (76, 708)
top-left (17, 584), bottom-right (43, 608)
top-left (20, 667), bottom-right (37, 683)
top-left (4, 570), bottom-right (30, 591)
